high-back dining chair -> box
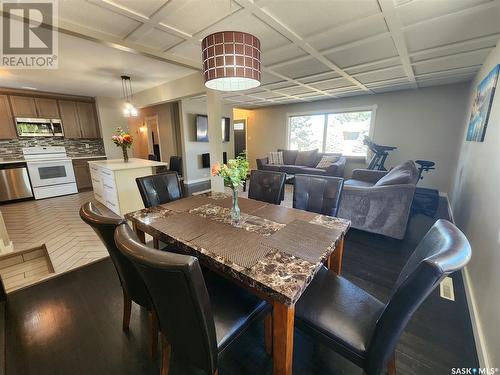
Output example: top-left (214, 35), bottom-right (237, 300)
top-left (79, 202), bottom-right (159, 359)
top-left (295, 219), bottom-right (471, 375)
top-left (136, 171), bottom-right (183, 208)
top-left (248, 169), bottom-right (286, 204)
top-left (169, 156), bottom-right (183, 177)
top-left (293, 174), bottom-right (344, 217)
top-left (114, 223), bottom-right (270, 375)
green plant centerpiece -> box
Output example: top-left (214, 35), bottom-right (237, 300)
top-left (211, 155), bottom-right (249, 226)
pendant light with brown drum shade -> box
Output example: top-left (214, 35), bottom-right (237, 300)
top-left (201, 31), bottom-right (261, 91)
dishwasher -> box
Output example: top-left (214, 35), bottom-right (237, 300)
top-left (0, 162), bottom-right (34, 202)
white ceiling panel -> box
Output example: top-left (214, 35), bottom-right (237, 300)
top-left (276, 86), bottom-right (315, 96)
top-left (158, 0), bottom-right (241, 35)
top-left (111, 0), bottom-right (166, 17)
top-left (416, 73), bottom-right (476, 87)
top-left (404, 3), bottom-right (500, 52)
top-left (410, 39), bottom-right (497, 62)
top-left (412, 48), bottom-right (491, 75)
top-left (370, 82), bottom-right (415, 93)
top-left (354, 66), bottom-right (407, 84)
top-left (169, 42), bottom-right (203, 62)
top-left (262, 45), bottom-right (308, 66)
top-left (325, 37), bottom-right (398, 68)
top-left (306, 15), bottom-right (388, 51)
top-left (273, 58), bottom-right (330, 79)
top-left (344, 57), bottom-right (402, 75)
top-left (59, 1), bottom-right (141, 38)
top-left (310, 78), bottom-right (352, 90)
top-left (298, 72), bottom-right (342, 84)
top-left (397, 0), bottom-right (490, 27)
top-left (261, 72), bottom-right (284, 85)
top-left (261, 0), bottom-right (380, 38)
top-left (127, 27), bottom-right (184, 50)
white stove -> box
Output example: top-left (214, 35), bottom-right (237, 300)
top-left (22, 146), bottom-right (78, 199)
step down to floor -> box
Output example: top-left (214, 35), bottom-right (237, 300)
top-left (0, 245), bottom-right (55, 293)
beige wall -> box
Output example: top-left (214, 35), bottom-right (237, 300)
top-left (95, 96), bottom-right (128, 159)
top-left (450, 40), bottom-right (500, 367)
top-left (240, 82), bottom-right (469, 193)
top-left (179, 97), bottom-right (234, 183)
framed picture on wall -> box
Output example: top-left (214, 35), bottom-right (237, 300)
top-left (466, 64), bottom-right (500, 142)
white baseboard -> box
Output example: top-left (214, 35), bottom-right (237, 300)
top-left (445, 195), bottom-right (490, 368)
top-left (184, 177), bottom-right (210, 185)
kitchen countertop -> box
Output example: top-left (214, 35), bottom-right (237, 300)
top-left (0, 155), bottom-right (106, 165)
top-left (88, 158), bottom-right (168, 171)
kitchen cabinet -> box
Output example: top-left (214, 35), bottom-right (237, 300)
top-left (73, 157), bottom-right (106, 191)
top-left (76, 102), bottom-right (100, 138)
top-left (34, 98), bottom-right (60, 118)
top-left (58, 100), bottom-right (81, 138)
top-left (0, 95), bottom-right (16, 139)
top-left (10, 96), bottom-right (37, 117)
top-left (88, 159), bottom-right (168, 216)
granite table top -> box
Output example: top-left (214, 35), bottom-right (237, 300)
top-left (125, 193), bottom-right (350, 306)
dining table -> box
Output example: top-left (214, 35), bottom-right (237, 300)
top-left (125, 192), bottom-right (350, 375)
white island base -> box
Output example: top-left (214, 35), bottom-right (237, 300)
top-left (88, 158), bottom-right (168, 216)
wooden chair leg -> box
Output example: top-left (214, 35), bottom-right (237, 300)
top-left (160, 332), bottom-right (171, 375)
top-left (148, 310), bottom-right (159, 360)
top-left (122, 292), bottom-right (132, 331)
top-left (153, 238), bottom-right (159, 249)
top-left (264, 312), bottom-right (273, 355)
top-left (387, 352), bottom-right (396, 375)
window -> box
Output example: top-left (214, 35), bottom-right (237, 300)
top-left (288, 109), bottom-right (373, 157)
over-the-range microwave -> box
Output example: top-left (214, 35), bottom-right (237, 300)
top-left (15, 117), bottom-right (64, 137)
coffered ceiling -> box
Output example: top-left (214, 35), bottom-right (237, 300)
top-left (3, 0), bottom-right (500, 106)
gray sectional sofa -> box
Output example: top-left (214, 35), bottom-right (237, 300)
top-left (256, 149), bottom-right (346, 177)
top-left (337, 160), bottom-right (420, 239)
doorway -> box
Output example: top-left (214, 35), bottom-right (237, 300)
top-left (145, 115), bottom-right (161, 160)
top-left (233, 119), bottom-right (246, 157)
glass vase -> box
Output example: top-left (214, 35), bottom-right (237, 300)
top-left (231, 188), bottom-right (241, 226)
top-left (122, 145), bottom-right (129, 162)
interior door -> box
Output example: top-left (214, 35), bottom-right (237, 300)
top-left (234, 119), bottom-right (246, 157)
top-left (146, 116), bottom-right (161, 160)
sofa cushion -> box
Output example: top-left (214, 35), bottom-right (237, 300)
top-left (295, 149), bottom-right (318, 167)
top-left (268, 151), bottom-right (284, 165)
top-left (278, 149), bottom-right (299, 165)
top-left (316, 155), bottom-right (340, 169)
top-left (344, 179), bottom-right (374, 188)
top-left (375, 160), bottom-right (418, 186)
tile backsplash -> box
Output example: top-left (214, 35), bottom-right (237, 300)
top-left (0, 138), bottom-right (105, 160)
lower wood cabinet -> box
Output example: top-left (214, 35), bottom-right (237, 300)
top-left (73, 157), bottom-right (106, 191)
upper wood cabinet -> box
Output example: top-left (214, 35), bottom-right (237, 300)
top-left (76, 101), bottom-right (100, 138)
top-left (10, 96), bottom-right (37, 117)
top-left (58, 100), bottom-right (81, 138)
top-left (0, 95), bottom-right (16, 139)
top-left (35, 98), bottom-right (60, 118)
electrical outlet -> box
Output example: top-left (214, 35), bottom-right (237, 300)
top-left (85, 143), bottom-right (90, 149)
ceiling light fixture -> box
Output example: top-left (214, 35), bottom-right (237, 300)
top-left (121, 75), bottom-right (138, 117)
top-left (201, 31), bottom-right (261, 91)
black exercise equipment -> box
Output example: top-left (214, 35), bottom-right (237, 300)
top-left (415, 160), bottom-right (435, 180)
top-left (363, 136), bottom-right (397, 171)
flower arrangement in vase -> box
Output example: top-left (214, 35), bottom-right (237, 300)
top-left (211, 155), bottom-right (249, 225)
top-left (112, 127), bottom-right (133, 162)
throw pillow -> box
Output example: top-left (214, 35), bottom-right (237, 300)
top-left (295, 149), bottom-right (318, 167)
top-left (268, 151), bottom-right (284, 165)
top-left (375, 160), bottom-right (417, 186)
top-left (278, 149), bottom-right (298, 165)
top-left (316, 155), bottom-right (340, 169)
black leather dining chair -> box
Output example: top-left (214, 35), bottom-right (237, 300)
top-left (248, 169), bottom-right (286, 204)
top-left (79, 202), bottom-right (159, 359)
top-left (114, 223), bottom-right (270, 375)
top-left (295, 219), bottom-right (471, 375)
top-left (169, 155), bottom-right (183, 177)
top-left (293, 174), bottom-right (344, 217)
top-left (136, 171), bottom-right (183, 208)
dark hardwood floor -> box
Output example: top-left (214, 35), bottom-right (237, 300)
top-left (3, 198), bottom-right (478, 375)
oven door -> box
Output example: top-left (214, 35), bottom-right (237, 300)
top-left (27, 159), bottom-right (76, 187)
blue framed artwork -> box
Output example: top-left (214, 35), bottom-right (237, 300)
top-left (466, 64), bottom-right (500, 142)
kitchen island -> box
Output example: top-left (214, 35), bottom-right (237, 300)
top-left (88, 158), bottom-right (168, 216)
